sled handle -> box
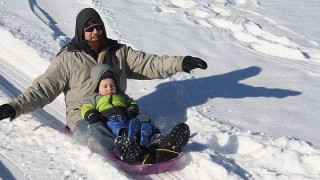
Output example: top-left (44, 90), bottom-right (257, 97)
top-left (141, 149), bottom-right (181, 165)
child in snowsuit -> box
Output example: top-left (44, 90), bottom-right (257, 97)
top-left (82, 64), bottom-right (190, 164)
top-left (81, 64), bottom-right (155, 163)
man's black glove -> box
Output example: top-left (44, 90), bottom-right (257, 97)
top-left (0, 104), bottom-right (16, 121)
top-left (126, 104), bottom-right (139, 119)
top-left (182, 56), bottom-right (208, 73)
top-left (84, 110), bottom-right (103, 124)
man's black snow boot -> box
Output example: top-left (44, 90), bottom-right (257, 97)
top-left (154, 123), bottom-right (190, 163)
top-left (114, 136), bottom-right (141, 164)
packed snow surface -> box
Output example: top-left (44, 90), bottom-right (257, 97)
top-left (0, 0), bottom-right (320, 179)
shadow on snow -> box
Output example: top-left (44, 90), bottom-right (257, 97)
top-left (137, 66), bottom-right (301, 178)
top-left (137, 66), bottom-right (301, 133)
top-left (28, 0), bottom-right (70, 46)
top-left (0, 161), bottom-right (15, 180)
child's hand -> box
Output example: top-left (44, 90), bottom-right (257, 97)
top-left (86, 110), bottom-right (103, 124)
top-left (126, 104), bottom-right (139, 119)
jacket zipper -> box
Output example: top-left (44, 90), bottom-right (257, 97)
top-left (110, 95), bottom-right (118, 117)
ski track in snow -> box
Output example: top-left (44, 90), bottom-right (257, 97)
top-left (0, 153), bottom-right (28, 180)
top-left (151, 0), bottom-right (320, 71)
top-left (92, 0), bottom-right (320, 74)
top-left (0, 0), bottom-right (320, 179)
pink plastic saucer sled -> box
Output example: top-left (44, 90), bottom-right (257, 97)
top-left (64, 126), bottom-right (183, 174)
top-left (107, 152), bottom-right (183, 174)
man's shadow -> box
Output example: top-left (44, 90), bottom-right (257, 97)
top-left (137, 66), bottom-right (301, 132)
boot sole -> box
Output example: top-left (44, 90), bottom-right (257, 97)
top-left (115, 136), bottom-right (141, 164)
top-left (156, 123), bottom-right (190, 163)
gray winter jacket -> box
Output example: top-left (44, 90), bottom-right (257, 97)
top-left (9, 41), bottom-right (184, 131)
top-left (9, 8), bottom-right (185, 131)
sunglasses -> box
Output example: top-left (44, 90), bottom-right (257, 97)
top-left (84, 23), bottom-right (103, 32)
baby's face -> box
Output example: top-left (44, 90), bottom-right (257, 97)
top-left (98, 78), bottom-right (117, 95)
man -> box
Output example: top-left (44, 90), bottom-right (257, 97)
top-left (0, 8), bottom-right (207, 161)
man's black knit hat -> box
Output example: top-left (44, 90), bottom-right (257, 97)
top-left (68, 8), bottom-right (107, 50)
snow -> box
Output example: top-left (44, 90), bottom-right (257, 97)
top-left (0, 0), bottom-right (320, 179)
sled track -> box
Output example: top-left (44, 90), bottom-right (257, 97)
top-left (203, 3), bottom-right (320, 75)
top-left (210, 35), bottom-right (320, 75)
top-left (0, 58), bottom-right (66, 131)
top-left (0, 153), bottom-right (29, 180)
top-left (130, 170), bottom-right (185, 180)
top-left (151, 171), bottom-right (184, 180)
top-left (0, 59), bottom-right (32, 98)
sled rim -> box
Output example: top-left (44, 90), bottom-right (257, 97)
top-left (107, 152), bottom-right (183, 174)
top-left (108, 152), bottom-right (183, 166)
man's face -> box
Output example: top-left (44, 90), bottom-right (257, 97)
top-left (84, 19), bottom-right (103, 41)
top-left (98, 78), bottom-right (117, 96)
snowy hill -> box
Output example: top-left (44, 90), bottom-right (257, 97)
top-left (0, 0), bottom-right (320, 179)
